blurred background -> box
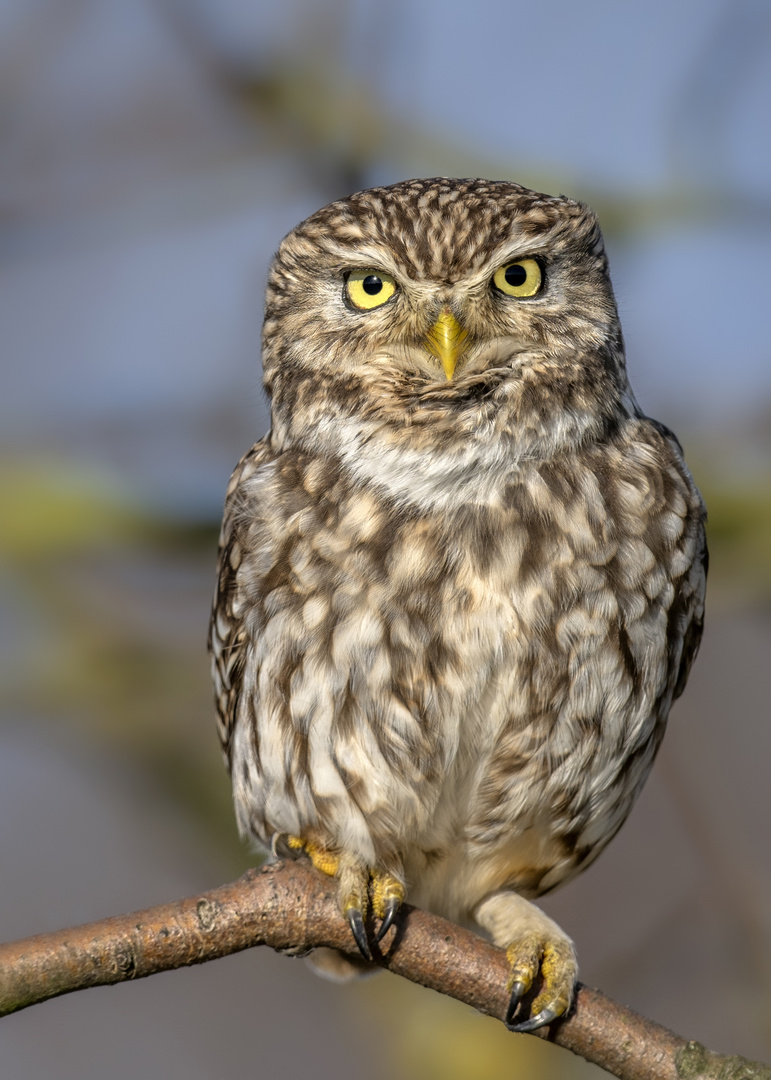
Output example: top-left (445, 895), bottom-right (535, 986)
top-left (1, 0), bottom-right (770, 1076)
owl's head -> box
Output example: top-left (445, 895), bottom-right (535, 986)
top-left (262, 178), bottom-right (632, 470)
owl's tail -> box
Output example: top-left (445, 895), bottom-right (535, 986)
top-left (305, 947), bottom-right (379, 982)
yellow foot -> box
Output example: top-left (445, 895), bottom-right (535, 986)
top-left (340, 866), bottom-right (371, 961)
top-left (286, 838), bottom-right (404, 961)
top-left (371, 870), bottom-right (405, 943)
top-left (287, 836), bottom-right (340, 877)
top-left (504, 933), bottom-right (576, 1033)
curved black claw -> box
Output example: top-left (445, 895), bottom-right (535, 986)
top-left (375, 896), bottom-right (401, 943)
top-left (347, 907), bottom-right (372, 961)
top-left (506, 1005), bottom-right (559, 1034)
top-left (504, 980), bottom-right (528, 1028)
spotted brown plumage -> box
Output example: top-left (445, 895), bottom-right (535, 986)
top-left (208, 178), bottom-right (707, 1030)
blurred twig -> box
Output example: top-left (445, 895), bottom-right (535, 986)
top-left (0, 860), bottom-right (767, 1080)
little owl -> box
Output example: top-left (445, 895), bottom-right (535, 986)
top-left (209, 178), bottom-right (707, 1031)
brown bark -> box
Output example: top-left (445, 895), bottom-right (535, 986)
top-left (0, 861), bottom-right (767, 1080)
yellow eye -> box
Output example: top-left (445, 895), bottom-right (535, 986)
top-left (492, 259), bottom-right (542, 298)
top-left (345, 269), bottom-right (397, 310)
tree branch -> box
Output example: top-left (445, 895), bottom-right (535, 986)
top-left (0, 861), bottom-right (767, 1080)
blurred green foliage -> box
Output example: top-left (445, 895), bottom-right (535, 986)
top-left (699, 478), bottom-right (771, 604)
top-left (0, 457), bottom-right (251, 873)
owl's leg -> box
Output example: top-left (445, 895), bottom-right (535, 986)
top-left (287, 837), bottom-right (404, 959)
top-left (475, 891), bottom-right (577, 1033)
top-left (371, 868), bottom-right (405, 941)
top-left (337, 852), bottom-right (373, 960)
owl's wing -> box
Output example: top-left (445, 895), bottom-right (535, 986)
top-left (208, 438), bottom-right (274, 769)
top-left (646, 418), bottom-right (709, 704)
top-left (672, 529), bottom-right (708, 702)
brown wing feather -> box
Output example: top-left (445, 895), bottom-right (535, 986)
top-left (673, 532), bottom-right (708, 701)
top-left (208, 438), bottom-right (274, 770)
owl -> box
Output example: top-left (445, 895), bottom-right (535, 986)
top-left (209, 178), bottom-right (707, 1031)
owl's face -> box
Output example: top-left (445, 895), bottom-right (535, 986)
top-left (262, 178), bottom-right (630, 470)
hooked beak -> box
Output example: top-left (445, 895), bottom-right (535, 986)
top-left (423, 308), bottom-right (468, 380)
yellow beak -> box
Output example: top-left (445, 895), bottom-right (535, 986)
top-left (423, 308), bottom-right (468, 380)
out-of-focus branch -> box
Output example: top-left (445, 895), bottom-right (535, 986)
top-left (0, 861), bottom-right (767, 1080)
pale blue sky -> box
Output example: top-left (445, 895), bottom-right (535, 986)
top-left (0, 0), bottom-right (769, 511)
top-left (196, 0), bottom-right (771, 192)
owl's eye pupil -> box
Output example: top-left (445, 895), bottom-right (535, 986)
top-left (504, 264), bottom-right (527, 288)
top-left (362, 275), bottom-right (383, 295)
